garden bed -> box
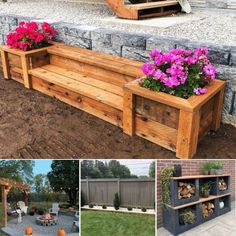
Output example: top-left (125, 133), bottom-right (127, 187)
top-left (81, 205), bottom-right (155, 215)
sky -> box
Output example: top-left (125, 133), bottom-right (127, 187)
top-left (33, 160), bottom-right (52, 175)
top-left (102, 160), bottom-right (154, 177)
top-left (32, 160), bottom-right (153, 176)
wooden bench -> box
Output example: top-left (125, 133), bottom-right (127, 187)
top-left (0, 43), bottom-right (225, 159)
top-left (104, 0), bottom-right (181, 20)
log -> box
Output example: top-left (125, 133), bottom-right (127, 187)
top-left (219, 179), bottom-right (227, 191)
top-left (178, 182), bottom-right (196, 199)
top-left (202, 202), bottom-right (215, 218)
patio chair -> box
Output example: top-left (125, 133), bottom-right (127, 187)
top-left (17, 201), bottom-right (28, 215)
top-left (49, 203), bottom-right (60, 216)
top-left (7, 203), bottom-right (19, 216)
top-left (75, 211), bottom-right (79, 221)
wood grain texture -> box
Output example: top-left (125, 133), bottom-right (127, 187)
top-left (123, 89), bottom-right (134, 136)
top-left (1, 50), bottom-right (11, 79)
top-left (176, 110), bottom-right (200, 159)
top-left (31, 76), bottom-right (123, 128)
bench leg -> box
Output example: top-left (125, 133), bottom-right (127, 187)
top-left (21, 55), bottom-right (31, 89)
top-left (1, 50), bottom-right (10, 80)
top-left (123, 89), bottom-right (135, 136)
top-left (211, 89), bottom-right (225, 131)
top-left (176, 110), bottom-right (200, 159)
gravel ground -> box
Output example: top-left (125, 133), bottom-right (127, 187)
top-left (0, 0), bottom-right (236, 46)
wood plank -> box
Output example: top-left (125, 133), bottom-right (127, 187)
top-left (128, 0), bottom-right (178, 10)
top-left (135, 114), bottom-right (177, 152)
top-left (10, 68), bottom-right (24, 84)
top-left (41, 64), bottom-right (124, 96)
top-left (135, 96), bottom-right (179, 129)
top-left (125, 80), bottom-right (193, 112)
top-left (29, 68), bottom-right (123, 110)
top-left (188, 80), bottom-right (226, 111)
top-left (30, 50), bottom-right (50, 69)
top-left (21, 55), bottom-right (31, 88)
top-left (50, 55), bottom-right (135, 87)
top-left (123, 90), bottom-right (134, 136)
top-left (52, 43), bottom-right (143, 69)
top-left (167, 193), bottom-right (231, 210)
top-left (31, 76), bottom-right (123, 128)
top-left (211, 89), bottom-right (225, 131)
top-left (47, 47), bottom-right (143, 78)
top-left (1, 50), bottom-right (11, 79)
top-left (104, 0), bottom-right (139, 20)
top-left (2, 187), bottom-right (7, 227)
top-left (7, 53), bottom-right (22, 68)
top-left (176, 110), bottom-right (200, 159)
top-left (0, 45), bottom-right (51, 56)
top-left (171, 174), bottom-right (231, 180)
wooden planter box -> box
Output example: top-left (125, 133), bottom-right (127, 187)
top-left (0, 45), bottom-right (51, 88)
top-left (0, 43), bottom-right (225, 159)
top-left (124, 79), bottom-right (225, 159)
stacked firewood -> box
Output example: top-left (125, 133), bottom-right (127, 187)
top-left (202, 202), bottom-right (214, 218)
top-left (178, 182), bottom-right (196, 199)
top-left (219, 179), bottom-right (227, 191)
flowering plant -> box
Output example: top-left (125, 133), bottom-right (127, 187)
top-left (6, 21), bottom-right (56, 51)
top-left (139, 48), bottom-right (218, 99)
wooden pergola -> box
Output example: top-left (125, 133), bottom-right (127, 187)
top-left (0, 177), bottom-right (30, 227)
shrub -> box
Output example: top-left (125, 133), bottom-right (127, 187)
top-left (37, 208), bottom-right (45, 215)
top-left (102, 205), bottom-right (107, 209)
top-left (139, 48), bottom-right (217, 99)
top-left (161, 167), bottom-right (174, 206)
top-left (113, 192), bottom-right (120, 210)
top-left (89, 203), bottom-right (94, 208)
top-left (141, 207), bottom-right (147, 212)
top-left (179, 208), bottom-right (196, 225)
top-left (127, 207), bottom-right (133, 211)
top-left (6, 21), bottom-right (56, 51)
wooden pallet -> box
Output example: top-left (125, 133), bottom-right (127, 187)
top-left (104, 0), bottom-right (181, 19)
top-left (0, 43), bottom-right (225, 159)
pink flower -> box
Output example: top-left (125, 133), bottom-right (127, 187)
top-left (203, 64), bottom-right (217, 80)
top-left (194, 87), bottom-right (207, 95)
top-left (149, 49), bottom-right (161, 59)
top-left (141, 63), bottom-right (154, 75)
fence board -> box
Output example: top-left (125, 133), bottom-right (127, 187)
top-left (81, 178), bottom-right (155, 208)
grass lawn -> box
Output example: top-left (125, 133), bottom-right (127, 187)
top-left (81, 210), bottom-right (155, 236)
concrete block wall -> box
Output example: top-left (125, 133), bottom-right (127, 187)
top-left (0, 14), bottom-right (236, 126)
top-left (156, 160), bottom-right (235, 228)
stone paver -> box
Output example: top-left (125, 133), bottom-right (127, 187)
top-left (1, 213), bottom-right (78, 236)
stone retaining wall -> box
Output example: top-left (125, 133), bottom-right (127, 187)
top-left (0, 14), bottom-right (236, 126)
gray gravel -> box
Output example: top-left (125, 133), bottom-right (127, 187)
top-left (1, 0), bottom-right (236, 46)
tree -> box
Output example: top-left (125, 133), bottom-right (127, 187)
top-left (47, 160), bottom-right (79, 206)
top-left (108, 160), bottom-right (131, 178)
top-left (0, 160), bottom-right (35, 184)
top-left (149, 161), bottom-right (156, 178)
top-left (113, 192), bottom-right (120, 210)
top-left (34, 174), bottom-right (51, 193)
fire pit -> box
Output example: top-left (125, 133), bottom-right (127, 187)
top-left (36, 213), bottom-right (58, 226)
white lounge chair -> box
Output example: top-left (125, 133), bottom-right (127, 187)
top-left (17, 201), bottom-right (28, 215)
top-left (49, 203), bottom-right (60, 216)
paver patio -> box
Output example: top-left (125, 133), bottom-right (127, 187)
top-left (1, 213), bottom-right (77, 236)
top-left (157, 202), bottom-right (235, 236)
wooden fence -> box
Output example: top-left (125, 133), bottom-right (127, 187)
top-left (81, 178), bottom-right (155, 208)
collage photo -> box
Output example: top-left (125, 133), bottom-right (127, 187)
top-left (0, 0), bottom-right (236, 235)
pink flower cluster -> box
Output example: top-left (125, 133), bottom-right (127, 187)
top-left (6, 21), bottom-right (56, 51)
top-left (141, 48), bottom-right (217, 95)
